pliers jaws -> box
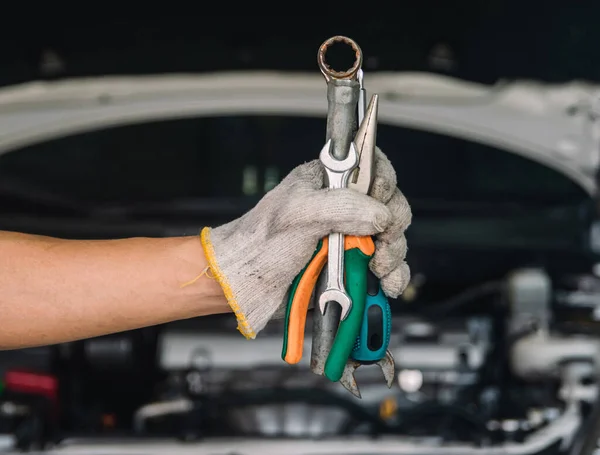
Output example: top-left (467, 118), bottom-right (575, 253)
top-left (349, 93), bottom-right (378, 194)
top-left (339, 350), bottom-right (395, 399)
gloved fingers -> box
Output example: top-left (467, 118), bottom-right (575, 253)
top-left (294, 188), bottom-right (392, 238)
top-left (377, 187), bottom-right (411, 244)
top-left (380, 262), bottom-right (411, 299)
top-left (369, 148), bottom-right (397, 204)
top-left (374, 186), bottom-right (411, 298)
top-left (370, 234), bottom-right (407, 278)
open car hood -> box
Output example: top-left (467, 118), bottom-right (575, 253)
top-left (0, 71), bottom-right (598, 196)
top-left (0, 72), bottom-right (591, 453)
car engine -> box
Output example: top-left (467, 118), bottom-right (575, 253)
top-left (2, 265), bottom-right (600, 454)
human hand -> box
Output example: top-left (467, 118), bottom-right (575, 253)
top-left (200, 147), bottom-right (411, 339)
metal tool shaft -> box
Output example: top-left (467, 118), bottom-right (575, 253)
top-left (310, 36), bottom-right (362, 377)
top-left (325, 80), bottom-right (360, 161)
top-left (357, 70), bottom-right (366, 126)
top-left (310, 270), bottom-right (338, 375)
top-left (322, 82), bottom-right (360, 318)
top-left (318, 141), bottom-right (358, 319)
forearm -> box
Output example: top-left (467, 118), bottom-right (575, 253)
top-left (0, 231), bottom-right (228, 349)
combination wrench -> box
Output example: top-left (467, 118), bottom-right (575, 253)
top-left (317, 139), bottom-right (358, 320)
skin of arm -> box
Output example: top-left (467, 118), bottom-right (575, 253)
top-left (0, 230), bottom-right (229, 350)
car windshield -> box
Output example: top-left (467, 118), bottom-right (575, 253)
top-left (0, 115), bottom-right (588, 213)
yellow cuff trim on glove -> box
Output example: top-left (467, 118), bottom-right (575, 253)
top-left (200, 227), bottom-right (256, 340)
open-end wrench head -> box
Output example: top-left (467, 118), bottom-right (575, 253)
top-left (319, 141), bottom-right (359, 173)
top-left (318, 289), bottom-right (352, 320)
top-left (378, 350), bottom-right (396, 388)
top-left (339, 361), bottom-right (362, 398)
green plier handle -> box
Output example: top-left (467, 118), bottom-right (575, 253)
top-left (324, 235), bottom-right (374, 381)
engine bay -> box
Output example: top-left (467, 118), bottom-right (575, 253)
top-left (2, 264), bottom-right (600, 454)
top-left (1, 13), bottom-right (600, 452)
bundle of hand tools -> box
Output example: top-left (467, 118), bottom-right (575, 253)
top-left (281, 36), bottom-right (394, 399)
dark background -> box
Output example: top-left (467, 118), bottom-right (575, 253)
top-left (0, 4), bottom-right (599, 87)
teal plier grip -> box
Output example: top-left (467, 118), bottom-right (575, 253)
top-left (351, 270), bottom-right (392, 363)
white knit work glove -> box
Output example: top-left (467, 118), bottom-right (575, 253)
top-left (200, 147), bottom-right (411, 339)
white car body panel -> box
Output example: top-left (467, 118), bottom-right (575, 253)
top-left (0, 71), bottom-right (597, 195)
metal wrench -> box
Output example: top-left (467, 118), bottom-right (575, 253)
top-left (317, 140), bottom-right (358, 320)
top-left (311, 36), bottom-right (363, 376)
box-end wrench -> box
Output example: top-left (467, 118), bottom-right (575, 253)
top-left (311, 36), bottom-right (362, 376)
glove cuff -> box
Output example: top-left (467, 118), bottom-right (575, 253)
top-left (200, 227), bottom-right (256, 339)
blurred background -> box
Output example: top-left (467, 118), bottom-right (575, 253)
top-left (2, 5), bottom-right (600, 454)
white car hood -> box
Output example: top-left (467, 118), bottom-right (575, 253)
top-left (0, 71), bottom-right (598, 196)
